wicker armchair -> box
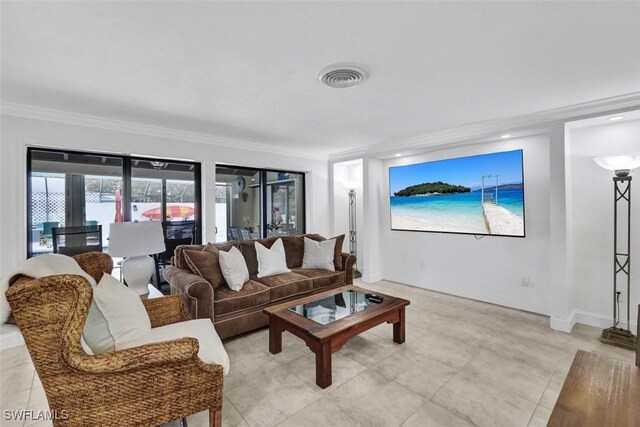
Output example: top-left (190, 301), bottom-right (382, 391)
top-left (6, 252), bottom-right (223, 427)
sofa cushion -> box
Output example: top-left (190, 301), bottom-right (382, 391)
top-left (182, 243), bottom-right (238, 289)
top-left (174, 244), bottom-right (205, 269)
top-left (252, 272), bottom-right (313, 302)
top-left (214, 280), bottom-right (271, 316)
top-left (175, 242), bottom-right (239, 270)
top-left (183, 249), bottom-right (223, 289)
top-left (293, 268), bottom-right (346, 289)
top-left (306, 234), bottom-right (345, 270)
top-left (125, 318), bottom-right (230, 375)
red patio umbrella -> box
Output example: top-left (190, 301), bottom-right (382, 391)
top-left (114, 189), bottom-right (124, 222)
top-left (141, 205), bottom-right (194, 220)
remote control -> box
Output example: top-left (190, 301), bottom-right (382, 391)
top-left (366, 294), bottom-right (383, 304)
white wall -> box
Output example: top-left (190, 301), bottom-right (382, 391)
top-left (378, 135), bottom-right (553, 314)
top-left (566, 119), bottom-right (640, 330)
top-left (0, 114), bottom-right (330, 276)
top-left (362, 158), bottom-right (384, 283)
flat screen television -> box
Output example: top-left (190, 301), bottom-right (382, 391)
top-left (389, 149), bottom-right (525, 237)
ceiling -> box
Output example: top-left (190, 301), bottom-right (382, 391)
top-left (2, 1), bottom-right (639, 158)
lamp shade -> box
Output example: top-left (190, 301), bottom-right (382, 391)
top-left (593, 154), bottom-right (640, 173)
top-left (342, 180), bottom-right (361, 190)
top-left (108, 221), bottom-right (165, 257)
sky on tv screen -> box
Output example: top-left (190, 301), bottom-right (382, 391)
top-left (390, 150), bottom-right (523, 194)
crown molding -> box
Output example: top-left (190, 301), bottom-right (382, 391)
top-left (0, 103), bottom-right (328, 161)
top-left (330, 92), bottom-right (640, 160)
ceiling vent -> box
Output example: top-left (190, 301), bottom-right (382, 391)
top-left (318, 64), bottom-right (368, 89)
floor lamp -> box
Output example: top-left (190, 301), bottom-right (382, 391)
top-left (342, 180), bottom-right (362, 278)
top-left (594, 154), bottom-right (640, 350)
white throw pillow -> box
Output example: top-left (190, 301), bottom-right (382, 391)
top-left (218, 246), bottom-right (250, 291)
top-left (302, 237), bottom-right (336, 271)
top-left (256, 238), bottom-right (291, 278)
top-left (83, 273), bottom-right (151, 353)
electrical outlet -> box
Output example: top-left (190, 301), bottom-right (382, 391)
top-left (521, 278), bottom-right (530, 287)
top-left (617, 290), bottom-right (625, 303)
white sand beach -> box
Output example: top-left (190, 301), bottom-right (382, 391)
top-left (391, 214), bottom-right (487, 234)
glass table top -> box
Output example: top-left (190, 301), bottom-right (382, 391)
top-left (288, 290), bottom-right (378, 325)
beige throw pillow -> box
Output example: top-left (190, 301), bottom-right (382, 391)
top-left (302, 237), bottom-right (336, 271)
top-left (308, 234), bottom-right (345, 270)
top-left (256, 238), bottom-right (291, 278)
top-left (218, 246), bottom-right (250, 291)
top-left (83, 273), bottom-right (151, 353)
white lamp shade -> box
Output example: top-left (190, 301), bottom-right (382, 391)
top-left (342, 180), bottom-right (361, 190)
top-left (108, 221), bottom-right (166, 257)
top-left (593, 154), bottom-right (640, 172)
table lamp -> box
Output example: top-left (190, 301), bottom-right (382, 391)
top-left (108, 221), bottom-right (166, 295)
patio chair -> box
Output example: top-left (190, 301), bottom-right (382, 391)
top-left (6, 252), bottom-right (224, 427)
top-left (40, 221), bottom-right (59, 244)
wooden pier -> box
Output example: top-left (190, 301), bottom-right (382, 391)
top-left (482, 202), bottom-right (524, 235)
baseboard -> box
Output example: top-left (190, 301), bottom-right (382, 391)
top-left (384, 278), bottom-right (549, 317)
top-left (0, 325), bottom-right (25, 350)
top-left (361, 272), bottom-right (383, 284)
top-left (550, 310), bottom-right (577, 333)
top-left (573, 310), bottom-right (638, 333)
top-left (549, 309), bottom-right (638, 335)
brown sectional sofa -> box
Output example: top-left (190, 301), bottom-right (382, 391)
top-left (164, 234), bottom-right (356, 339)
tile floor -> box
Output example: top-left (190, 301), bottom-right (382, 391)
top-left (1, 280), bottom-right (637, 427)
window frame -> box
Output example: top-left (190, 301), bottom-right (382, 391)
top-left (26, 147), bottom-right (202, 258)
top-left (215, 163), bottom-right (306, 240)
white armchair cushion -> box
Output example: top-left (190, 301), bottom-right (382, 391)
top-left (124, 318), bottom-right (230, 375)
top-left (83, 273), bottom-right (151, 353)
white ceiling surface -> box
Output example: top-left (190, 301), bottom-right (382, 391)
top-left (2, 1), bottom-right (640, 158)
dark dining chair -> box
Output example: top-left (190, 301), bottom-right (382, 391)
top-left (154, 220), bottom-right (196, 289)
top-left (52, 225), bottom-right (102, 256)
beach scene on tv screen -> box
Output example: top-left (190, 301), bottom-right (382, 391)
top-left (390, 150), bottom-right (525, 236)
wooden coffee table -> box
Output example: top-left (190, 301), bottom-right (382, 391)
top-left (263, 285), bottom-right (410, 388)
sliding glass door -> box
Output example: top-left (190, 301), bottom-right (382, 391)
top-left (27, 148), bottom-right (201, 257)
top-left (28, 149), bottom-right (123, 256)
top-left (265, 171), bottom-right (305, 237)
top-left (215, 166), bottom-right (262, 241)
top-left (215, 165), bottom-right (305, 242)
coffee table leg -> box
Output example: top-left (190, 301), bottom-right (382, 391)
top-left (269, 317), bottom-right (283, 354)
top-left (393, 308), bottom-right (406, 344)
top-left (315, 341), bottom-right (332, 388)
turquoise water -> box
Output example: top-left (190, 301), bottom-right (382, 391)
top-left (390, 188), bottom-right (524, 233)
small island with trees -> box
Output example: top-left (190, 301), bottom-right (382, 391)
top-left (393, 181), bottom-right (471, 197)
